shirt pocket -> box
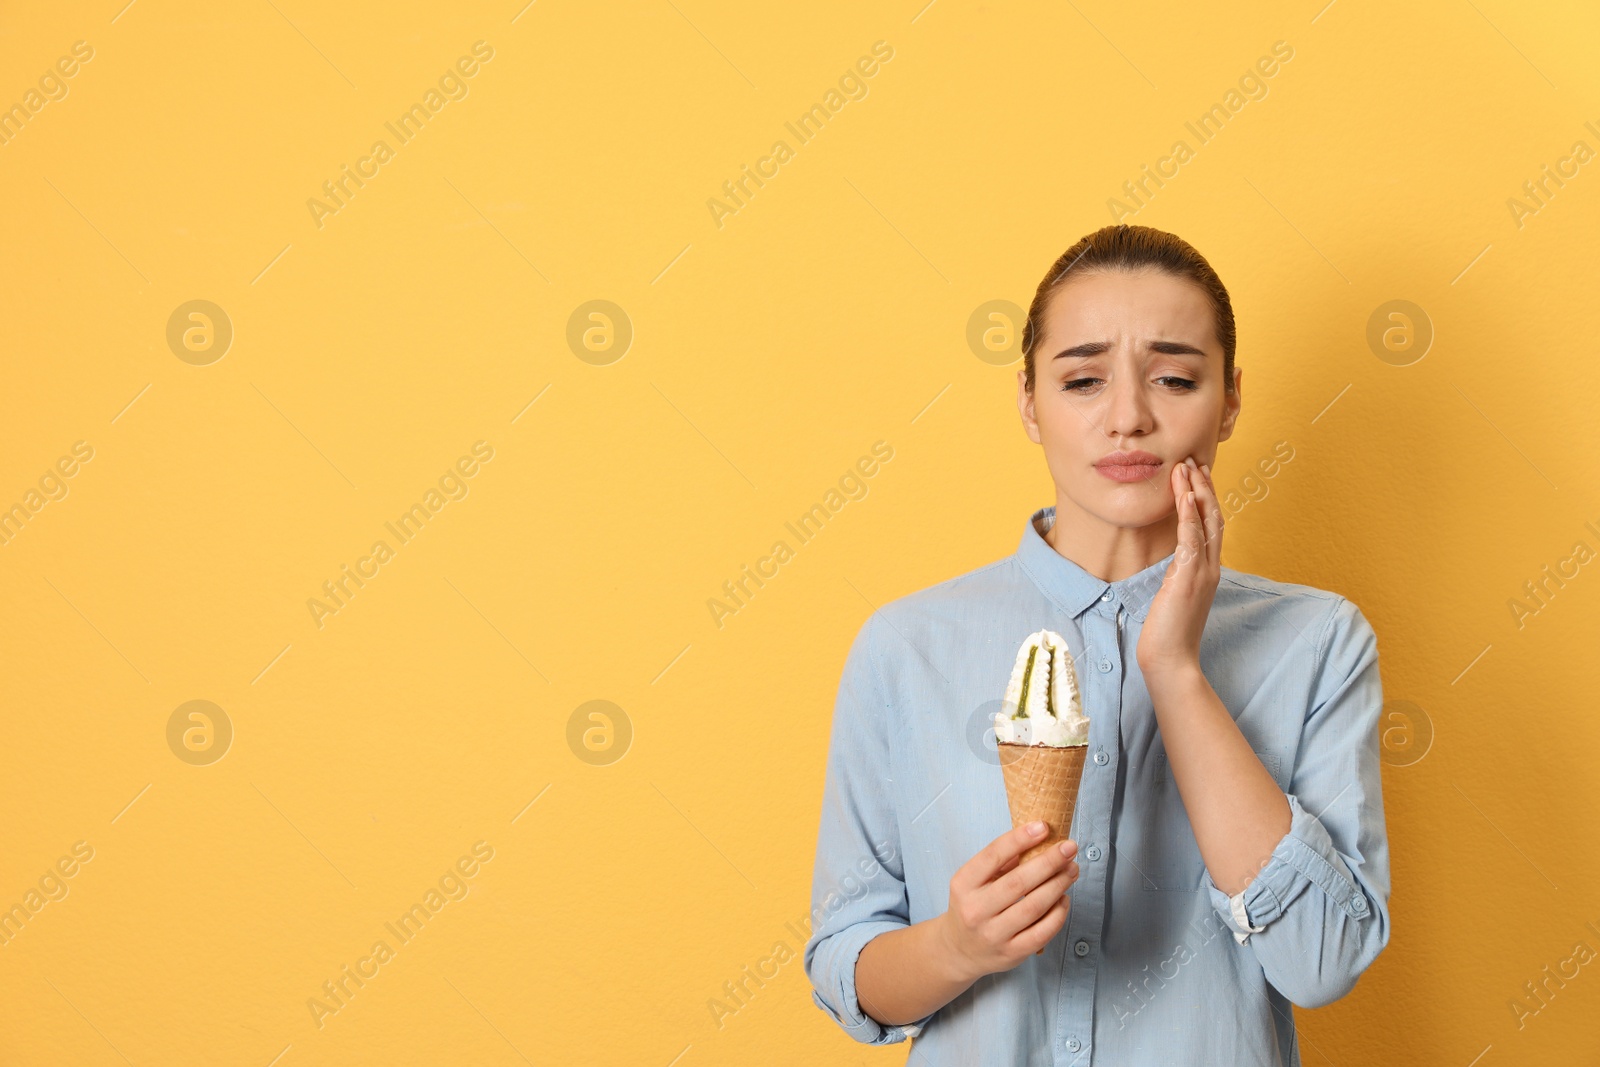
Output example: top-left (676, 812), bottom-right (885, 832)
top-left (1135, 752), bottom-right (1205, 890)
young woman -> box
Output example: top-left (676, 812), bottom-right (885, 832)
top-left (803, 225), bottom-right (1390, 1065)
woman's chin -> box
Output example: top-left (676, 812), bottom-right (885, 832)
top-left (1070, 490), bottom-right (1171, 529)
top-left (1100, 492), bottom-right (1177, 524)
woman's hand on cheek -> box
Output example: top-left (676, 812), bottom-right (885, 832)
top-left (1136, 457), bottom-right (1223, 685)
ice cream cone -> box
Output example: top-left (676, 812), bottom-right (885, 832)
top-left (994, 630), bottom-right (1091, 953)
top-left (998, 741), bottom-right (1087, 864)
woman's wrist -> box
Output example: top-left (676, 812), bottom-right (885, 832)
top-left (856, 914), bottom-right (981, 1027)
top-left (1142, 658), bottom-right (1207, 707)
top-left (931, 909), bottom-right (984, 986)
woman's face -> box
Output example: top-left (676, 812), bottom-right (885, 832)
top-left (1017, 268), bottom-right (1242, 530)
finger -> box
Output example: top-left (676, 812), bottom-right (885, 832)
top-left (1203, 463), bottom-right (1224, 566)
top-left (1163, 464), bottom-right (1187, 571)
top-left (1171, 465), bottom-right (1204, 576)
top-left (992, 831), bottom-right (1073, 877)
top-left (1013, 895), bottom-right (1071, 957)
top-left (960, 822), bottom-right (1050, 889)
top-left (1164, 467), bottom-right (1190, 563)
top-left (1191, 461), bottom-right (1223, 565)
top-left (981, 839), bottom-right (1076, 911)
top-left (1178, 460), bottom-right (1207, 561)
top-left (995, 854), bottom-right (1020, 878)
top-left (994, 857), bottom-right (1080, 941)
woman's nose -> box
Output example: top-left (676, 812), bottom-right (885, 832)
top-left (1100, 372), bottom-right (1155, 438)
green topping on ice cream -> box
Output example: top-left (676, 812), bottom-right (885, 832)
top-left (995, 629), bottom-right (1089, 747)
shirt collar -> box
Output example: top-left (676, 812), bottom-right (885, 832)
top-left (1015, 505), bottom-right (1174, 622)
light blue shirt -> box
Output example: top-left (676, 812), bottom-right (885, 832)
top-left (804, 505), bottom-right (1391, 1065)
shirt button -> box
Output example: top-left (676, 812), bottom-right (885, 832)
top-left (1085, 845), bottom-right (1101, 861)
top-left (1100, 590), bottom-right (1112, 602)
top-left (1066, 1037), bottom-right (1082, 1052)
top-left (1098, 658), bottom-right (1112, 673)
top-left (1093, 750), bottom-right (1109, 765)
top-left (1353, 897), bottom-right (1369, 916)
top-left (1074, 939), bottom-right (1091, 957)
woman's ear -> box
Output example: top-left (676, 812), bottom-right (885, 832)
top-left (1217, 365), bottom-right (1243, 442)
top-left (1017, 368), bottom-right (1042, 444)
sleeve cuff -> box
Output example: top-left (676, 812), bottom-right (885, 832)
top-left (1202, 792), bottom-right (1372, 944)
top-left (808, 920), bottom-right (935, 1044)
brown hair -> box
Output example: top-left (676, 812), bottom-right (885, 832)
top-left (1020, 224), bottom-right (1236, 395)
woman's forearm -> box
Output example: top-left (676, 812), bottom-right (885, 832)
top-left (1148, 664), bottom-right (1291, 896)
top-left (854, 914), bottom-right (977, 1027)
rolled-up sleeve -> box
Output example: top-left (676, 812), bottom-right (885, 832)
top-left (803, 614), bottom-right (934, 1044)
top-left (1200, 596), bottom-right (1392, 1009)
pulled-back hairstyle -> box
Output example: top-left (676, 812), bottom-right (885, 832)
top-left (1020, 224), bottom-right (1236, 395)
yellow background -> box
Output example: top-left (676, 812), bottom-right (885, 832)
top-left (3, 0), bottom-right (1598, 1064)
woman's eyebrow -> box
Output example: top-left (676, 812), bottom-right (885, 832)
top-left (1052, 339), bottom-right (1208, 359)
top-left (1052, 340), bottom-right (1113, 359)
top-left (1150, 340), bottom-right (1208, 356)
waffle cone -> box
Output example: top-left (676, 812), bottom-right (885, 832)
top-left (998, 741), bottom-right (1087, 864)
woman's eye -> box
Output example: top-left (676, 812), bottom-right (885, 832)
top-left (1060, 377), bottom-right (1197, 392)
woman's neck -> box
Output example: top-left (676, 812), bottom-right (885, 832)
top-left (1044, 496), bottom-right (1180, 583)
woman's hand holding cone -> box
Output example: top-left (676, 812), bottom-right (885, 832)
top-left (935, 821), bottom-right (1080, 979)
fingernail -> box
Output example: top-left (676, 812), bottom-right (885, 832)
top-left (1200, 463), bottom-right (1210, 476)
top-left (1059, 841), bottom-right (1074, 856)
top-left (1027, 821), bottom-right (1046, 835)
top-left (1186, 457), bottom-right (1197, 470)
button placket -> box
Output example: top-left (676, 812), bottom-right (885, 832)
top-left (1056, 606), bottom-right (1117, 1061)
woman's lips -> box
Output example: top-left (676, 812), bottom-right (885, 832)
top-left (1095, 460), bottom-right (1163, 483)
